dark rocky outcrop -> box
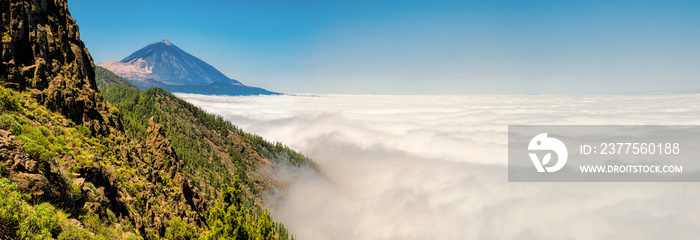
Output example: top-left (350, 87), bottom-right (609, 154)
top-left (1, 0), bottom-right (121, 135)
top-left (147, 117), bottom-right (180, 175)
top-left (144, 117), bottom-right (207, 227)
top-left (0, 129), bottom-right (83, 212)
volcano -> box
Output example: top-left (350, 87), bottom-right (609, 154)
top-left (98, 39), bottom-right (276, 95)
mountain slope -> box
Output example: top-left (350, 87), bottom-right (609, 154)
top-left (95, 66), bottom-right (139, 91)
top-left (101, 39), bottom-right (238, 86)
top-left (98, 40), bottom-right (277, 96)
top-left (96, 66), bottom-right (311, 203)
top-left (96, 69), bottom-right (310, 239)
top-left (1, 0), bottom-right (307, 239)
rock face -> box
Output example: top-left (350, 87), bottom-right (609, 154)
top-left (147, 117), bottom-right (178, 172)
top-left (0, 132), bottom-right (79, 209)
top-left (0, 0), bottom-right (120, 135)
top-left (144, 117), bottom-right (207, 226)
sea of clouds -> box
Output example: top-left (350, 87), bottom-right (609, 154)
top-left (176, 93), bottom-right (700, 240)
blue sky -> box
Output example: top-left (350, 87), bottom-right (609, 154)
top-left (68, 0), bottom-right (700, 94)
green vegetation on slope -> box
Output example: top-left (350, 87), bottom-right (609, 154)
top-left (0, 177), bottom-right (59, 240)
top-left (95, 66), bottom-right (139, 91)
top-left (0, 86), bottom-right (144, 239)
top-left (96, 67), bottom-right (310, 239)
top-left (205, 178), bottom-right (293, 240)
top-left (0, 178), bottom-right (140, 240)
top-left (2, 0), bottom-right (309, 237)
top-left (96, 68), bottom-right (311, 201)
top-left (1, 66), bottom-right (309, 239)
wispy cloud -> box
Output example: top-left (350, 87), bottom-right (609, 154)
top-left (178, 93), bottom-right (700, 240)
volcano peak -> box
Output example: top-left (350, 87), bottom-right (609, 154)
top-left (97, 39), bottom-right (276, 95)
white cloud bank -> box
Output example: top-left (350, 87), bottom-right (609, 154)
top-left (177, 93), bottom-right (700, 240)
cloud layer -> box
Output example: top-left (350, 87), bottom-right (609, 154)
top-left (177, 93), bottom-right (700, 240)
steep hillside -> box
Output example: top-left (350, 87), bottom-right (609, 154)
top-left (96, 68), bottom-right (310, 239)
top-left (1, 0), bottom-right (309, 239)
top-left (1, 86), bottom-right (207, 239)
top-left (95, 66), bottom-right (138, 91)
top-left (96, 65), bottom-right (311, 204)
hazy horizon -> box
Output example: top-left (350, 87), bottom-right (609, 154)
top-left (68, 0), bottom-right (700, 95)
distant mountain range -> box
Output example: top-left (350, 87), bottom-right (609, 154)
top-left (98, 39), bottom-right (277, 95)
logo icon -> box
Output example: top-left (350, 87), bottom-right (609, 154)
top-left (528, 133), bottom-right (568, 172)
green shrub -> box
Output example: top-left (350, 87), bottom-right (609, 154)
top-left (76, 125), bottom-right (91, 137)
top-left (0, 178), bottom-right (59, 240)
top-left (205, 178), bottom-right (292, 240)
top-left (165, 217), bottom-right (197, 240)
top-left (109, 107), bottom-right (119, 115)
top-left (13, 121), bottom-right (62, 160)
top-left (38, 126), bottom-right (51, 137)
top-left (22, 141), bottom-right (47, 160)
top-left (124, 235), bottom-right (143, 240)
top-left (19, 202), bottom-right (59, 239)
top-left (85, 182), bottom-right (96, 192)
top-left (80, 213), bottom-right (104, 235)
top-left (144, 227), bottom-right (158, 240)
top-left (105, 209), bottom-right (117, 224)
top-left (0, 113), bottom-right (21, 133)
top-left (68, 182), bottom-right (82, 199)
top-left (159, 171), bottom-right (170, 186)
top-left (19, 124), bottom-right (40, 139)
top-left (0, 87), bottom-right (20, 112)
top-left (57, 224), bottom-right (93, 240)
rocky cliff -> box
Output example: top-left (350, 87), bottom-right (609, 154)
top-left (0, 0), bottom-right (207, 239)
top-left (1, 0), bottom-right (119, 135)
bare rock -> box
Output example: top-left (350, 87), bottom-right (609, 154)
top-left (146, 117), bottom-right (180, 173)
top-left (68, 218), bottom-right (84, 229)
top-left (0, 129), bottom-right (10, 138)
top-left (10, 172), bottom-right (49, 196)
